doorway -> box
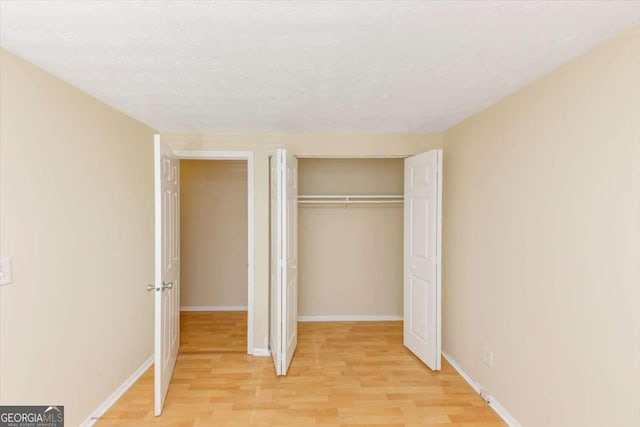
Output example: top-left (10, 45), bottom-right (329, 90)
top-left (297, 158), bottom-right (404, 321)
top-left (269, 149), bottom-right (442, 376)
top-left (180, 159), bottom-right (249, 352)
top-left (175, 150), bottom-right (255, 356)
top-left (153, 136), bottom-right (256, 415)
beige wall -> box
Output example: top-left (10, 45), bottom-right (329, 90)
top-left (442, 27), bottom-right (640, 426)
top-left (298, 159), bottom-right (403, 317)
top-left (0, 49), bottom-right (155, 426)
top-left (161, 132), bottom-right (443, 350)
top-left (180, 160), bottom-right (248, 308)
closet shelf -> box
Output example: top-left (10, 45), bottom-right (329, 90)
top-left (298, 194), bottom-right (403, 199)
top-left (298, 194), bottom-right (404, 205)
top-left (299, 200), bottom-right (402, 205)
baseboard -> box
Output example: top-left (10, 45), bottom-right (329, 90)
top-left (483, 393), bottom-right (522, 427)
top-left (251, 348), bottom-right (271, 357)
top-left (297, 314), bottom-right (403, 322)
top-left (442, 351), bottom-right (481, 393)
top-left (180, 305), bottom-right (248, 312)
top-left (442, 351), bottom-right (521, 427)
top-left (79, 355), bottom-right (153, 427)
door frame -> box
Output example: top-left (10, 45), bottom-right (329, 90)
top-left (174, 150), bottom-right (256, 355)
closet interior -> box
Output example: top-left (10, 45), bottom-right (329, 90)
top-left (297, 158), bottom-right (405, 320)
top-left (180, 160), bottom-right (248, 312)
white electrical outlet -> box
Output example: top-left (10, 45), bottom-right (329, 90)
top-left (0, 258), bottom-right (12, 286)
top-left (483, 346), bottom-right (494, 368)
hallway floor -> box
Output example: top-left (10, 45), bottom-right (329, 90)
top-left (95, 311), bottom-right (504, 426)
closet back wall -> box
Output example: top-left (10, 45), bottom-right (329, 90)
top-left (180, 160), bottom-right (248, 309)
top-left (298, 158), bottom-right (404, 318)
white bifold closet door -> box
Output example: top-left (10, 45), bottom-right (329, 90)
top-left (403, 149), bottom-right (443, 371)
top-left (269, 149), bottom-right (298, 375)
top-left (153, 135), bottom-right (180, 415)
top-left (269, 148), bottom-right (441, 374)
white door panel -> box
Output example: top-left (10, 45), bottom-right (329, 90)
top-left (269, 149), bottom-right (298, 376)
top-left (404, 149), bottom-right (442, 371)
top-left (283, 153), bottom-right (298, 372)
top-left (154, 135), bottom-right (180, 415)
top-left (269, 154), bottom-right (282, 374)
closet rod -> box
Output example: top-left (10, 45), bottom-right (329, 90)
top-left (298, 200), bottom-right (403, 205)
top-left (298, 194), bottom-right (403, 199)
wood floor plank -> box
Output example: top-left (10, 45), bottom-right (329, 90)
top-left (95, 312), bottom-right (504, 426)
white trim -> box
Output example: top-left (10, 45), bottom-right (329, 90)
top-left (294, 155), bottom-right (409, 159)
top-left (298, 315), bottom-right (403, 322)
top-left (484, 394), bottom-right (523, 427)
top-left (247, 152), bottom-right (255, 357)
top-left (442, 351), bottom-right (481, 393)
top-left (79, 355), bottom-right (153, 427)
top-left (442, 351), bottom-right (522, 427)
top-left (251, 348), bottom-right (271, 357)
top-left (174, 150), bottom-right (251, 160)
top-left (173, 149), bottom-right (255, 356)
top-left (180, 305), bottom-right (247, 312)
top-left (435, 149), bottom-right (443, 370)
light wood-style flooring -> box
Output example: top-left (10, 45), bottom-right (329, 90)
top-left (95, 311), bottom-right (504, 426)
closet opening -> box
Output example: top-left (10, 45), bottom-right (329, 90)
top-left (269, 148), bottom-right (441, 377)
top-left (179, 159), bottom-right (249, 353)
top-left (297, 158), bottom-right (405, 322)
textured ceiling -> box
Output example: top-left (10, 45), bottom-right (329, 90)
top-left (0, 1), bottom-right (638, 132)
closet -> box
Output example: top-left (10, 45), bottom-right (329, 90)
top-left (270, 149), bottom-right (443, 377)
top-left (180, 160), bottom-right (248, 312)
top-left (297, 158), bottom-right (404, 320)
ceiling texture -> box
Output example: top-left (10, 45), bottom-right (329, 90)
top-left (0, 1), bottom-right (638, 132)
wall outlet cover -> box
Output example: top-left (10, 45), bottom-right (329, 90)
top-left (483, 346), bottom-right (494, 368)
top-left (0, 258), bottom-right (12, 286)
